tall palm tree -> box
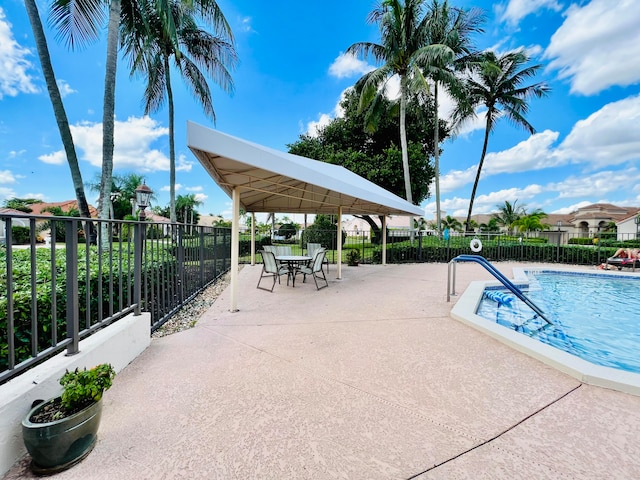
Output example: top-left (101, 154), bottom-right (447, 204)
top-left (415, 0), bottom-right (483, 234)
top-left (49, 0), bottom-right (115, 226)
top-left (493, 200), bottom-right (525, 235)
top-left (514, 210), bottom-right (548, 236)
top-left (123, 0), bottom-right (236, 223)
top-left (441, 214), bottom-right (462, 232)
top-left (24, 0), bottom-right (95, 235)
top-left (346, 0), bottom-right (433, 207)
top-left (454, 50), bottom-right (550, 232)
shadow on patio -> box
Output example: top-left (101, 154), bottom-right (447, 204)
top-left (4, 262), bottom-right (640, 479)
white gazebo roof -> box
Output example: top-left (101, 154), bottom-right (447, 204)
top-left (187, 122), bottom-right (424, 217)
top-left (187, 121), bottom-right (423, 312)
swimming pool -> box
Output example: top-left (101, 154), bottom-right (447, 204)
top-left (450, 267), bottom-right (640, 395)
top-left (476, 271), bottom-right (640, 373)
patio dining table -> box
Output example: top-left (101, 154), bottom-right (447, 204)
top-left (275, 255), bottom-right (311, 287)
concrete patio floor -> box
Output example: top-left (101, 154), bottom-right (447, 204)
top-left (4, 262), bottom-right (640, 479)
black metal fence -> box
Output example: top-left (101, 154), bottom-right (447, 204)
top-left (1, 213), bottom-right (231, 385)
top-left (3, 215), bottom-right (638, 384)
top-left (243, 228), bottom-right (640, 266)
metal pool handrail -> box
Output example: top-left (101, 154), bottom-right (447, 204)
top-left (447, 254), bottom-right (551, 324)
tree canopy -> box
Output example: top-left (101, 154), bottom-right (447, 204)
top-left (287, 88), bottom-right (445, 205)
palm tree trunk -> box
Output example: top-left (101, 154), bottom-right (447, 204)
top-left (465, 120), bottom-right (491, 232)
top-left (23, 0), bottom-right (94, 230)
top-left (399, 75), bottom-right (414, 241)
top-left (165, 55), bottom-right (177, 223)
top-left (99, 0), bottom-right (121, 247)
top-left (433, 82), bottom-right (441, 234)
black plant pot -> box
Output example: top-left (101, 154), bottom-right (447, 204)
top-left (22, 397), bottom-right (103, 474)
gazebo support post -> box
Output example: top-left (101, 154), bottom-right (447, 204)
top-left (230, 187), bottom-right (240, 312)
top-left (337, 206), bottom-right (343, 279)
top-left (250, 212), bottom-right (256, 266)
top-left (382, 216), bottom-right (387, 265)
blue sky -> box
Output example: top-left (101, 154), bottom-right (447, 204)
top-left (1, 0), bottom-right (639, 223)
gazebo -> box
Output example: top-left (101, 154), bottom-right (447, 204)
top-left (187, 122), bottom-right (424, 311)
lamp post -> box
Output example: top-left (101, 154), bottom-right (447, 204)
top-left (133, 182), bottom-right (152, 315)
top-left (135, 182), bottom-right (153, 221)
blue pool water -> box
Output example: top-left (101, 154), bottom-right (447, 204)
top-left (476, 271), bottom-right (640, 374)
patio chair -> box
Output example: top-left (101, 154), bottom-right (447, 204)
top-left (275, 245), bottom-right (292, 257)
top-left (296, 248), bottom-right (328, 290)
top-left (257, 250), bottom-right (289, 292)
top-left (307, 242), bottom-right (329, 271)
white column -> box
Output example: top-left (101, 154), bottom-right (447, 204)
top-left (230, 187), bottom-right (240, 312)
top-left (382, 216), bottom-right (387, 265)
top-left (250, 212), bottom-right (256, 266)
top-left (337, 206), bottom-right (343, 279)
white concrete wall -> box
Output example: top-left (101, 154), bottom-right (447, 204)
top-left (0, 312), bottom-right (151, 476)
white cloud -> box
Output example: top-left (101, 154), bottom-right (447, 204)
top-left (239, 16), bottom-right (255, 34)
top-left (305, 89), bottom-right (350, 137)
top-left (548, 168), bottom-right (640, 199)
top-left (176, 154), bottom-right (192, 172)
top-left (194, 193), bottom-right (207, 203)
top-left (56, 79), bottom-right (76, 98)
top-left (38, 150), bottom-right (66, 165)
top-left (438, 166), bottom-right (477, 194)
top-left (544, 0), bottom-right (640, 95)
top-left (0, 186), bottom-right (17, 200)
top-left (0, 8), bottom-right (39, 99)
top-left (425, 185), bottom-right (543, 217)
top-left (0, 169), bottom-right (17, 183)
top-left (485, 130), bottom-right (562, 174)
top-left (438, 130), bottom-right (561, 193)
top-left (551, 201), bottom-right (593, 214)
top-left (328, 52), bottom-right (374, 79)
top-left (161, 183), bottom-right (182, 192)
top-left (498, 0), bottom-right (563, 26)
top-left (557, 95), bottom-right (640, 166)
top-left (9, 149), bottom-right (26, 157)
top-left (306, 113), bottom-right (333, 137)
top-left (40, 116), bottom-right (194, 173)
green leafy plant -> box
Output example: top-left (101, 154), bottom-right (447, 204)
top-left (346, 249), bottom-right (361, 266)
top-left (59, 364), bottom-right (116, 413)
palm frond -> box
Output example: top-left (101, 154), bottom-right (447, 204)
top-left (49, 0), bottom-right (106, 50)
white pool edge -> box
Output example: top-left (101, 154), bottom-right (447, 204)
top-left (451, 276), bottom-right (640, 397)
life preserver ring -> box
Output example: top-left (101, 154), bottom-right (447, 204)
top-left (470, 238), bottom-right (483, 252)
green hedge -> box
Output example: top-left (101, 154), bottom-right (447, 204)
top-left (0, 247), bottom-right (172, 372)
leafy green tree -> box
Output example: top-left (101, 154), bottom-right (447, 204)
top-left (175, 194), bottom-right (202, 226)
top-left (346, 0), bottom-right (435, 206)
top-left (301, 215), bottom-right (344, 249)
top-left (2, 198), bottom-right (43, 213)
top-left (479, 217), bottom-right (500, 233)
top-left (288, 88), bottom-right (441, 244)
top-left (453, 50), bottom-right (550, 232)
top-left (23, 0), bottom-right (94, 228)
top-left (441, 215), bottom-right (462, 232)
top-left (122, 0), bottom-right (236, 223)
top-left (277, 223), bottom-right (298, 240)
top-left (212, 218), bottom-right (232, 228)
top-left (41, 205), bottom-right (81, 242)
top-left (416, 0), bottom-right (483, 232)
top-left (514, 209), bottom-right (548, 236)
top-left (493, 200), bottom-right (526, 235)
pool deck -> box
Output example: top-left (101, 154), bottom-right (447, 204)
top-left (4, 262), bottom-right (640, 479)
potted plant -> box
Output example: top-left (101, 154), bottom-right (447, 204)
top-left (22, 363), bottom-right (116, 474)
top-left (346, 249), bottom-right (361, 266)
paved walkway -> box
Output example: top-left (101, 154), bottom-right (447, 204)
top-left (4, 262), bottom-right (640, 479)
